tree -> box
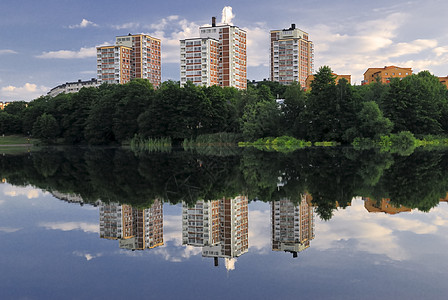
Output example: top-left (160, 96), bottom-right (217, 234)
top-left (281, 81), bottom-right (307, 138)
top-left (32, 113), bottom-right (60, 143)
top-left (383, 71), bottom-right (446, 135)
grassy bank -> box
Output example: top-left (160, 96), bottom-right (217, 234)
top-left (0, 135), bottom-right (35, 145)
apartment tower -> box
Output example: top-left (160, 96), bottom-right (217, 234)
top-left (180, 17), bottom-right (247, 89)
top-left (270, 24), bottom-right (314, 87)
top-left (97, 34), bottom-right (161, 87)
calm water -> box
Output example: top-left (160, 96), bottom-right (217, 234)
top-left (1, 147), bottom-right (448, 299)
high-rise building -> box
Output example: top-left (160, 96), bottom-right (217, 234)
top-left (180, 17), bottom-right (247, 89)
top-left (96, 45), bottom-right (132, 85)
top-left (180, 38), bottom-right (220, 87)
top-left (116, 34), bottom-right (162, 88)
top-left (272, 194), bottom-right (315, 258)
top-left (270, 24), bottom-right (314, 87)
top-left (97, 34), bottom-right (161, 87)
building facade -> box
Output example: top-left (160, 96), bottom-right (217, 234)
top-left (439, 76), bottom-right (448, 88)
top-left (180, 17), bottom-right (247, 89)
top-left (97, 34), bottom-right (161, 87)
top-left (362, 66), bottom-right (412, 85)
top-left (115, 34), bottom-right (162, 88)
top-left (96, 45), bottom-right (132, 85)
top-left (272, 194), bottom-right (315, 258)
top-left (180, 38), bottom-right (220, 87)
top-left (270, 24), bottom-right (314, 88)
top-left (47, 78), bottom-right (98, 97)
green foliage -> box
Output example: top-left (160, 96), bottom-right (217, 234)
top-left (32, 113), bottom-right (60, 143)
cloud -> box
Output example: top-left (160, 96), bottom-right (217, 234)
top-left (36, 46), bottom-right (98, 59)
top-left (1, 83), bottom-right (49, 101)
top-left (69, 19), bottom-right (98, 29)
top-left (0, 49), bottom-right (17, 55)
top-left (2, 185), bottom-right (43, 199)
top-left (243, 23), bottom-right (270, 68)
top-left (0, 227), bottom-right (22, 233)
top-left (221, 6), bottom-right (235, 25)
top-left (112, 22), bottom-right (141, 30)
top-left (73, 251), bottom-right (103, 261)
top-left (39, 221), bottom-right (99, 234)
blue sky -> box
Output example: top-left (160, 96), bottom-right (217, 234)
top-left (1, 0), bottom-right (448, 101)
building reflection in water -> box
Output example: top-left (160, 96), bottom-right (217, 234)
top-left (99, 199), bottom-right (163, 250)
top-left (272, 194), bottom-right (315, 258)
top-left (182, 196), bottom-right (249, 269)
top-left (363, 198), bottom-right (411, 215)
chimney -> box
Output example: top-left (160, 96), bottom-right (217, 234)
top-left (291, 24), bottom-right (296, 30)
top-left (212, 16), bottom-right (216, 27)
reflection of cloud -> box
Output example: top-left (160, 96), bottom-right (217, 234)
top-left (248, 207), bottom-right (271, 253)
top-left (73, 251), bottom-right (103, 261)
top-left (39, 222), bottom-right (99, 234)
top-left (314, 198), bottom-right (441, 261)
top-left (225, 257), bottom-right (237, 271)
top-left (3, 185), bottom-right (43, 199)
top-left (0, 227), bottom-right (21, 233)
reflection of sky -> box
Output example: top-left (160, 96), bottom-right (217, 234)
top-left (1, 183), bottom-right (448, 299)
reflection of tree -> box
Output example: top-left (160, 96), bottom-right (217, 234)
top-left (1, 147), bottom-right (448, 219)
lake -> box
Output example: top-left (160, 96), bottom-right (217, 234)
top-left (1, 147), bottom-right (448, 299)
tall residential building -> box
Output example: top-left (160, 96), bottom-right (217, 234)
top-left (96, 45), bottom-right (132, 84)
top-left (180, 17), bottom-right (247, 89)
top-left (99, 200), bottom-right (163, 250)
top-left (97, 34), bottom-right (161, 87)
top-left (180, 38), bottom-right (220, 87)
top-left (272, 194), bottom-right (315, 258)
top-left (270, 24), bottom-right (314, 87)
top-left (182, 195), bottom-right (249, 269)
top-left (362, 66), bottom-right (412, 85)
top-left (116, 34), bottom-right (162, 88)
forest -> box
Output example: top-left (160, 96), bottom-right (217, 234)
top-left (1, 66), bottom-right (447, 145)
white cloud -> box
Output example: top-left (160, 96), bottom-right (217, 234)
top-left (69, 19), bottom-right (98, 29)
top-left (243, 23), bottom-right (270, 68)
top-left (0, 49), bottom-right (17, 55)
top-left (221, 6), bottom-right (235, 25)
top-left (36, 46), bottom-right (98, 59)
top-left (0, 227), bottom-right (21, 233)
top-left (1, 83), bottom-right (49, 101)
top-left (112, 22), bottom-right (141, 30)
top-left (39, 221), bottom-right (99, 234)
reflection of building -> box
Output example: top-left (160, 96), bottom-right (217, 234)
top-left (270, 24), bottom-right (314, 87)
top-left (272, 194), bottom-right (315, 258)
top-left (99, 200), bottom-right (163, 250)
top-left (362, 66), bottom-right (412, 85)
top-left (363, 198), bottom-right (411, 215)
top-left (182, 195), bottom-right (249, 269)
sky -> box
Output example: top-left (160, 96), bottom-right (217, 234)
top-left (1, 0), bottom-right (448, 101)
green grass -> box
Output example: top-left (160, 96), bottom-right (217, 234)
top-left (0, 135), bottom-right (36, 145)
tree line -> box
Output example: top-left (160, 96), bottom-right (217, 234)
top-left (1, 66), bottom-right (447, 144)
